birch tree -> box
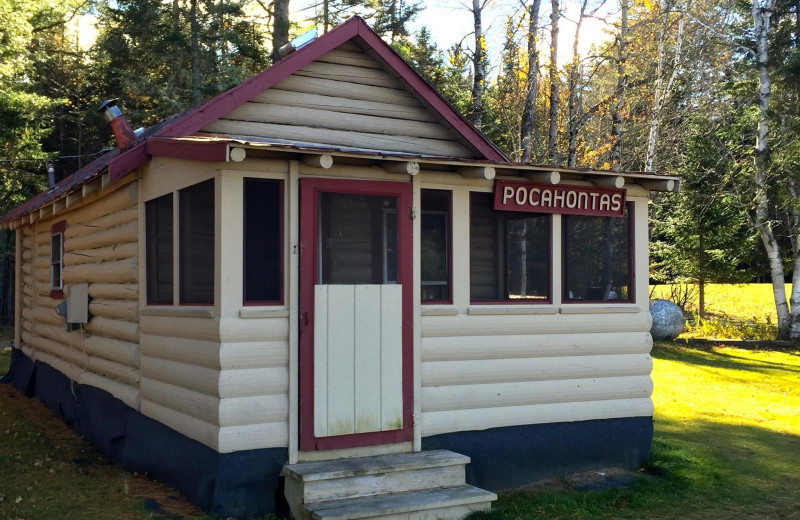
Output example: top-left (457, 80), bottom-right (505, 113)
top-left (749, 0), bottom-right (792, 336)
top-left (644, 0), bottom-right (685, 173)
top-left (469, 0), bottom-right (492, 129)
top-left (520, 0), bottom-right (542, 162)
top-left (547, 0), bottom-right (560, 163)
top-left (609, 0), bottom-right (628, 171)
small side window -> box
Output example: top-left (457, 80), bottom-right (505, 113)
top-left (50, 232), bottom-right (63, 291)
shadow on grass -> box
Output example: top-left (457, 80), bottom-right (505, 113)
top-left (467, 417), bottom-right (800, 520)
top-left (652, 343), bottom-right (800, 375)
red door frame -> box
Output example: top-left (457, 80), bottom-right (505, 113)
top-left (298, 177), bottom-right (414, 451)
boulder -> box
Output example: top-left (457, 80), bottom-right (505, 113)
top-left (650, 299), bottom-right (686, 340)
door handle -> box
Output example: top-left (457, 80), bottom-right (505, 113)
top-left (302, 312), bottom-right (309, 326)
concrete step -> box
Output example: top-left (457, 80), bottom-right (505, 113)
top-left (305, 484), bottom-right (497, 520)
top-left (283, 450), bottom-right (468, 502)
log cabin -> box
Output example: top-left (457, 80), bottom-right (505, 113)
top-left (0, 16), bottom-right (679, 520)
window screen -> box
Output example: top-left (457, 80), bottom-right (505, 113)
top-left (421, 189), bottom-right (451, 302)
top-left (318, 192), bottom-right (398, 285)
top-left (563, 203), bottom-right (632, 301)
top-left (470, 192), bottom-right (550, 302)
top-left (244, 178), bottom-right (282, 303)
top-left (179, 179), bottom-right (215, 304)
top-left (145, 194), bottom-right (173, 304)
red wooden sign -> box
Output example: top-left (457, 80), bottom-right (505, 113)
top-left (493, 180), bottom-right (626, 217)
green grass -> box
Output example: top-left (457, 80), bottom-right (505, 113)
top-left (469, 343), bottom-right (800, 519)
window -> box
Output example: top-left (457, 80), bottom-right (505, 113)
top-left (50, 221), bottom-right (65, 295)
top-left (244, 178), bottom-right (282, 304)
top-left (145, 179), bottom-right (215, 306)
top-left (421, 189), bottom-right (451, 302)
top-left (318, 192), bottom-right (398, 285)
top-left (470, 192), bottom-right (550, 302)
top-left (179, 180), bottom-right (215, 305)
top-left (563, 203), bottom-right (633, 302)
top-left (145, 194), bottom-right (173, 304)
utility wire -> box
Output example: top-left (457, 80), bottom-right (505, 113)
top-left (0, 149), bottom-right (112, 164)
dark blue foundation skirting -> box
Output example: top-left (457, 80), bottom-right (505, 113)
top-left (422, 417), bottom-right (654, 491)
top-left (1, 349), bottom-right (288, 519)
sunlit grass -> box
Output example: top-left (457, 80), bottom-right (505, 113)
top-left (652, 346), bottom-right (800, 434)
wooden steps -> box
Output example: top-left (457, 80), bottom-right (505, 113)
top-left (283, 450), bottom-right (496, 520)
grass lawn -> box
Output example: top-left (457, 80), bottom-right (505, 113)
top-left (470, 342), bottom-right (800, 519)
top-left (2, 341), bottom-right (799, 518)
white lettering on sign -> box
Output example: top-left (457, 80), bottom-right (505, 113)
top-left (503, 185), bottom-right (515, 205)
top-left (493, 180), bottom-right (626, 217)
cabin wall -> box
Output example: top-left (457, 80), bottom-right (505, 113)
top-left (139, 157), bottom-right (294, 453)
top-left (201, 43), bottom-right (475, 158)
top-left (18, 179), bottom-right (141, 409)
top-left (416, 177), bottom-right (653, 439)
top-left (139, 157), bottom-right (224, 450)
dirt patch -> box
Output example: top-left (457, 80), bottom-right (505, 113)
top-left (514, 467), bottom-right (643, 494)
top-left (0, 381), bottom-right (204, 519)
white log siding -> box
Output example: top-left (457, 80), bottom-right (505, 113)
top-left (139, 160), bottom-right (291, 454)
top-left (200, 45), bottom-right (476, 158)
top-left (418, 182), bottom-right (654, 438)
top-left (18, 179), bottom-right (141, 410)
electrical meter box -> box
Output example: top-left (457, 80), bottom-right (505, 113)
top-left (66, 283), bottom-right (89, 324)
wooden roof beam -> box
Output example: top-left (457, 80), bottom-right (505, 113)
top-left (382, 161), bottom-right (419, 175)
top-left (525, 171), bottom-right (560, 185)
top-left (459, 166), bottom-right (495, 180)
top-left (593, 175), bottom-right (625, 189)
top-left (637, 178), bottom-right (676, 192)
top-left (301, 154), bottom-right (334, 169)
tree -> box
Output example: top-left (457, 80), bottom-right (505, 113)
top-left (469, 0), bottom-right (492, 129)
top-left (609, 0), bottom-right (629, 171)
top-left (392, 27), bottom-right (447, 92)
top-left (485, 15), bottom-right (526, 157)
top-left (520, 0), bottom-right (542, 162)
top-left (94, 0), bottom-right (268, 127)
top-left (547, 0), bottom-right (560, 163)
top-left (372, 0), bottom-right (422, 42)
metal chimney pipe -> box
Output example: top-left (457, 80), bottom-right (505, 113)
top-left (97, 99), bottom-right (138, 150)
top-left (46, 161), bottom-right (55, 189)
